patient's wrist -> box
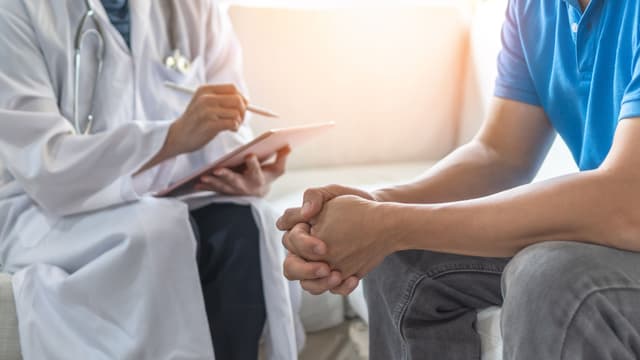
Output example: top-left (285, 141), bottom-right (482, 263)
top-left (372, 188), bottom-right (395, 202)
top-left (377, 203), bottom-right (442, 253)
top-left (373, 202), bottom-right (416, 253)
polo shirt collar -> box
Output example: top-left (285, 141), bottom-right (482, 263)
top-left (562, 0), bottom-right (601, 12)
top-left (562, 0), bottom-right (581, 7)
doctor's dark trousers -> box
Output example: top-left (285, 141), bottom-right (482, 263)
top-left (190, 203), bottom-right (266, 360)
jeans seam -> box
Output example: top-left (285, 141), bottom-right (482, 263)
top-left (427, 262), bottom-right (506, 276)
top-left (392, 272), bottom-right (422, 328)
top-left (559, 285), bottom-right (640, 359)
top-left (431, 268), bottom-right (504, 280)
top-left (397, 274), bottom-right (428, 360)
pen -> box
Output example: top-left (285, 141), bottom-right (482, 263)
top-left (164, 81), bottom-right (280, 118)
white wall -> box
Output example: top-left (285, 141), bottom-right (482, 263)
top-left (230, 4), bottom-right (472, 169)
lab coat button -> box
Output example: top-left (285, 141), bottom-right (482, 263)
top-left (571, 23), bottom-right (579, 33)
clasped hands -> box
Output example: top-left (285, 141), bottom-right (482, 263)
top-left (277, 185), bottom-right (399, 295)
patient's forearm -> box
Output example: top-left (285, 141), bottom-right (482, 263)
top-left (374, 140), bottom-right (535, 204)
top-left (388, 169), bottom-right (640, 257)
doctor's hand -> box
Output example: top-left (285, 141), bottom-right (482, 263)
top-left (138, 84), bottom-right (248, 174)
top-left (168, 84), bottom-right (248, 156)
top-left (195, 147), bottom-right (290, 197)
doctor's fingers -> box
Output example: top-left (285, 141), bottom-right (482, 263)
top-left (203, 105), bottom-right (244, 124)
top-left (244, 155), bottom-right (265, 181)
top-left (197, 91), bottom-right (247, 114)
top-left (262, 147), bottom-right (291, 181)
top-left (196, 83), bottom-right (244, 98)
top-left (211, 168), bottom-right (254, 192)
top-left (189, 99), bottom-right (242, 125)
top-left (210, 94), bottom-right (247, 113)
top-left (196, 175), bottom-right (241, 195)
top-left (194, 94), bottom-right (245, 118)
top-left (282, 223), bottom-right (327, 260)
top-left (283, 253), bottom-right (332, 282)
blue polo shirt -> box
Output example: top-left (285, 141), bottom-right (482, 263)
top-left (495, 0), bottom-right (640, 170)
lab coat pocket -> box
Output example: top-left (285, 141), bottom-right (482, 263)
top-left (151, 56), bottom-right (204, 118)
top-left (152, 56), bottom-right (204, 90)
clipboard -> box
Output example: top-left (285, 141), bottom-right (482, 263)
top-left (155, 122), bottom-right (335, 197)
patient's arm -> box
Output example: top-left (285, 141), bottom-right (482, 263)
top-left (287, 117), bottom-right (640, 288)
top-left (374, 97), bottom-right (555, 204)
top-left (278, 97), bottom-right (554, 227)
top-left (278, 97), bottom-right (555, 295)
top-left (385, 118), bottom-right (640, 257)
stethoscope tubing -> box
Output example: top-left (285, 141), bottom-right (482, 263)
top-left (73, 0), bottom-right (188, 135)
top-left (74, 0), bottom-right (105, 135)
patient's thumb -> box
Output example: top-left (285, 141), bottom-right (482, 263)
top-left (302, 189), bottom-right (327, 218)
top-left (301, 201), bottom-right (316, 219)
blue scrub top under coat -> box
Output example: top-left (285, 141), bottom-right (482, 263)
top-left (494, 0), bottom-right (640, 170)
top-left (101, 0), bottom-right (131, 47)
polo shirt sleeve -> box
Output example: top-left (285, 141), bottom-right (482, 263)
top-left (494, 0), bottom-right (541, 106)
top-left (620, 46), bottom-right (640, 120)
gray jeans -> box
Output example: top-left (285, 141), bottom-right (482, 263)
top-left (364, 241), bottom-right (640, 360)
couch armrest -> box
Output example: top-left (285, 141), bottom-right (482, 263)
top-left (0, 274), bottom-right (21, 360)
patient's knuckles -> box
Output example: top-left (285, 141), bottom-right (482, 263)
top-left (306, 287), bottom-right (325, 296)
top-left (283, 257), bottom-right (298, 280)
top-left (303, 188), bottom-right (321, 200)
top-left (291, 223), bottom-right (311, 239)
top-left (303, 188), bottom-right (327, 208)
top-left (281, 232), bottom-right (292, 251)
top-left (291, 236), bottom-right (314, 259)
top-left (283, 266), bottom-right (291, 280)
top-left (301, 280), bottom-right (329, 295)
top-left (281, 208), bottom-right (302, 228)
top-left (330, 287), bottom-right (350, 296)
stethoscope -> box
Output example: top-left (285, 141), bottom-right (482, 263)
top-left (73, 0), bottom-right (191, 135)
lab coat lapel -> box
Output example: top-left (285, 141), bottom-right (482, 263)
top-left (129, 0), bottom-right (153, 120)
top-left (129, 0), bottom-right (152, 58)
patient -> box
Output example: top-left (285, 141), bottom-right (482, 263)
top-left (278, 0), bottom-right (640, 359)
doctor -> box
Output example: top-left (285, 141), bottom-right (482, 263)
top-left (0, 1), bottom-right (302, 359)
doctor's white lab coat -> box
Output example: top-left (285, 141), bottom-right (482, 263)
top-left (0, 1), bottom-right (303, 359)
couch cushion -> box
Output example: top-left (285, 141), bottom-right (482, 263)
top-left (476, 307), bottom-right (503, 360)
